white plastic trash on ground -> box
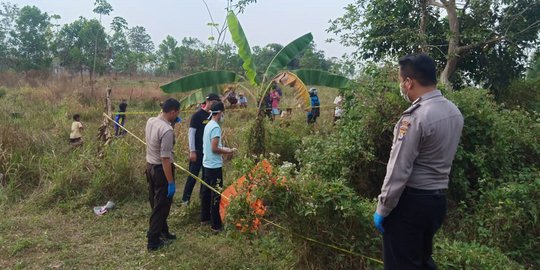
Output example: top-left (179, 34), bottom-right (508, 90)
top-left (93, 200), bottom-right (115, 216)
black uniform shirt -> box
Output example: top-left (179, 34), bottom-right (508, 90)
top-left (190, 108), bottom-right (210, 152)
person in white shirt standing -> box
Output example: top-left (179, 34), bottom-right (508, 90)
top-left (333, 94), bottom-right (344, 124)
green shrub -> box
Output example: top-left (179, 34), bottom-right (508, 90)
top-left (0, 87), bottom-right (6, 99)
top-left (266, 123), bottom-right (303, 164)
top-left (434, 238), bottom-right (524, 269)
top-left (447, 175), bottom-right (540, 267)
top-left (447, 89), bottom-right (540, 200)
top-left (226, 161), bottom-right (383, 269)
top-left (298, 84), bottom-right (540, 202)
top-left (296, 79), bottom-right (408, 197)
top-left (497, 78), bottom-right (540, 112)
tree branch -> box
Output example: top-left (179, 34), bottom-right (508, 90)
top-left (427, 0), bottom-right (445, 8)
top-left (458, 18), bottom-right (540, 54)
top-left (201, 0), bottom-right (221, 36)
top-left (461, 0), bottom-right (470, 12)
top-left (457, 36), bottom-right (504, 53)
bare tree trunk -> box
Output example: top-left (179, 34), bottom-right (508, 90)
top-left (419, 0), bottom-right (429, 53)
top-left (98, 87), bottom-right (113, 145)
top-left (440, 0), bottom-right (458, 91)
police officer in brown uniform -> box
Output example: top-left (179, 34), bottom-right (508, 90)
top-left (374, 54), bottom-right (464, 269)
top-left (145, 98), bottom-right (180, 251)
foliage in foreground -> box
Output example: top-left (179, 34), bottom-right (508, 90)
top-left (225, 159), bottom-right (525, 269)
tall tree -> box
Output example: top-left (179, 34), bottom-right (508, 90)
top-left (298, 43), bottom-right (331, 71)
top-left (176, 37), bottom-right (205, 74)
top-left (156, 35), bottom-right (181, 75)
top-left (0, 2), bottom-right (18, 71)
top-left (128, 26), bottom-right (154, 73)
top-left (91, 0), bottom-right (113, 81)
top-left (328, 0), bottom-right (540, 92)
top-left (329, 55), bottom-right (357, 78)
top-left (252, 43), bottom-right (283, 78)
top-left (55, 17), bottom-right (108, 82)
top-left (11, 5), bottom-right (53, 71)
top-left (109, 16), bottom-right (133, 75)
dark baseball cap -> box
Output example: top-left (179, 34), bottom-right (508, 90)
top-left (206, 93), bottom-right (221, 101)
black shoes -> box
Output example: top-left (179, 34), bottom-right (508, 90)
top-left (147, 231), bottom-right (176, 251)
top-left (147, 240), bottom-right (166, 251)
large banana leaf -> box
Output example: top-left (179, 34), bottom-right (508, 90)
top-left (160, 71), bottom-right (237, 93)
top-left (292, 69), bottom-right (351, 89)
top-left (179, 85), bottom-right (222, 109)
top-left (227, 12), bottom-right (258, 86)
top-left (263, 33), bottom-right (313, 82)
top-left (272, 71), bottom-right (310, 108)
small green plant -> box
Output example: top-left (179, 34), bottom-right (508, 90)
top-left (434, 238), bottom-right (524, 269)
top-left (0, 87), bottom-right (7, 99)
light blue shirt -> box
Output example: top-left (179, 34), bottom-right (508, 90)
top-left (202, 119), bottom-right (223, 168)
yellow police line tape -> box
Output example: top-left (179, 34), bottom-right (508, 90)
top-left (112, 105), bottom-right (337, 115)
top-left (103, 113), bottom-right (383, 265)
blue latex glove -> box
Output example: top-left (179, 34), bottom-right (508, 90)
top-left (167, 182), bottom-right (176, 198)
top-left (373, 212), bottom-right (385, 233)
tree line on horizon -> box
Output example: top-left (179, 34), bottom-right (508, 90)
top-left (0, 1), bottom-right (355, 83)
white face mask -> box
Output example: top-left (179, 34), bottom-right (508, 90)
top-left (399, 81), bottom-right (412, 103)
top-left (208, 111), bottom-right (225, 123)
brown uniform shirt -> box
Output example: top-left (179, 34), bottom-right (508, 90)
top-left (376, 90), bottom-right (463, 216)
top-left (145, 115), bottom-right (175, 165)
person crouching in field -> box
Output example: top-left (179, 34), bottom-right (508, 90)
top-left (201, 102), bottom-right (236, 233)
top-left (145, 98), bottom-right (180, 251)
top-left (238, 92), bottom-right (248, 108)
top-left (69, 114), bottom-right (84, 147)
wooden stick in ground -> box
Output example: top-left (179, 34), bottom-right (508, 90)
top-left (97, 87), bottom-right (113, 145)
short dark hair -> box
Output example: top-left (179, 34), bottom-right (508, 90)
top-left (161, 98), bottom-right (180, 113)
top-left (73, 114), bottom-right (80, 121)
top-left (398, 53), bottom-right (437, 86)
top-left (210, 101), bottom-right (225, 115)
top-left (205, 93), bottom-right (221, 102)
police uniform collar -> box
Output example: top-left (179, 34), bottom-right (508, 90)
top-left (416, 90), bottom-right (442, 104)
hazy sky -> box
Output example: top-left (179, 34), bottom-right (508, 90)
top-left (8, 0), bottom-right (356, 58)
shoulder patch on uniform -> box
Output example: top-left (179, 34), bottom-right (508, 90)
top-left (403, 103), bottom-right (421, 115)
top-left (397, 117), bottom-right (411, 141)
top-left (202, 119), bottom-right (209, 124)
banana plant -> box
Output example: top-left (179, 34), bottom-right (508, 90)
top-left (159, 11), bottom-right (352, 154)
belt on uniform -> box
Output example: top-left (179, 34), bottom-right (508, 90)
top-left (404, 186), bottom-right (447, 195)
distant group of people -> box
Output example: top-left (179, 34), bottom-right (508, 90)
top-left (223, 87), bottom-right (248, 109)
top-left (263, 83), bottom-right (329, 125)
top-left (70, 84), bottom-right (344, 148)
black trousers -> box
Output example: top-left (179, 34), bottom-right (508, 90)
top-left (201, 167), bottom-right (223, 230)
top-left (146, 163), bottom-right (174, 245)
top-left (114, 114), bottom-right (126, 136)
top-left (383, 188), bottom-right (447, 270)
top-left (182, 151), bottom-right (203, 202)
